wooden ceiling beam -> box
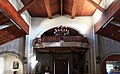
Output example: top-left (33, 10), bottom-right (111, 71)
top-left (18, 0), bottom-right (36, 14)
top-left (44, 0), bottom-right (52, 19)
top-left (87, 0), bottom-right (105, 13)
top-left (71, 0), bottom-right (80, 19)
top-left (94, 0), bottom-right (120, 33)
top-left (0, 0), bottom-right (29, 34)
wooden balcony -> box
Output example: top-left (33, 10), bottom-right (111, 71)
top-left (41, 36), bottom-right (88, 43)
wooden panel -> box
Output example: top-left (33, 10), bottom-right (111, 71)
top-left (21, 0), bottom-right (102, 17)
top-left (41, 36), bottom-right (84, 42)
top-left (35, 47), bottom-right (88, 53)
top-left (0, 12), bottom-right (10, 25)
top-left (0, 16), bottom-right (10, 25)
top-left (51, 0), bottom-right (60, 15)
top-left (76, 0), bottom-right (101, 16)
top-left (55, 59), bottom-right (68, 74)
top-left (63, 0), bottom-right (73, 15)
top-left (0, 25), bottom-right (25, 45)
top-left (113, 10), bottom-right (120, 22)
top-left (0, 0), bottom-right (29, 34)
top-left (94, 0), bottom-right (120, 33)
top-left (22, 0), bottom-right (48, 17)
top-left (97, 23), bottom-right (120, 42)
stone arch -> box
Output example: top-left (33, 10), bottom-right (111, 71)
top-left (0, 51), bottom-right (24, 74)
top-left (101, 53), bottom-right (120, 74)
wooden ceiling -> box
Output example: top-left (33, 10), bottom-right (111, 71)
top-left (0, 0), bottom-right (29, 45)
top-left (0, 25), bottom-right (25, 45)
top-left (21, 0), bottom-right (102, 18)
top-left (0, 8), bottom-right (25, 45)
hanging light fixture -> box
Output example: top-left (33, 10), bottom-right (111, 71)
top-left (54, 25), bottom-right (69, 36)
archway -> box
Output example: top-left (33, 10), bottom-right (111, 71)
top-left (0, 52), bottom-right (24, 74)
top-left (34, 26), bottom-right (90, 74)
top-left (101, 54), bottom-right (120, 74)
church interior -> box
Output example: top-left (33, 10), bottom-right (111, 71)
top-left (0, 0), bottom-right (120, 74)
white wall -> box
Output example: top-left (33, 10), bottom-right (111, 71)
top-left (0, 37), bottom-right (25, 56)
top-left (98, 35), bottom-right (120, 58)
top-left (31, 15), bottom-right (92, 39)
top-left (0, 57), bottom-right (5, 74)
top-left (0, 54), bottom-right (23, 74)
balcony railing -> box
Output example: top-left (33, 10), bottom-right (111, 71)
top-left (41, 36), bottom-right (88, 43)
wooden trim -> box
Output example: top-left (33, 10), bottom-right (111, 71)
top-left (94, 0), bottom-right (120, 33)
top-left (71, 0), bottom-right (79, 19)
top-left (18, 0), bottom-right (36, 14)
top-left (87, 0), bottom-right (105, 12)
top-left (0, 0), bottom-right (29, 34)
top-left (44, 0), bottom-right (52, 19)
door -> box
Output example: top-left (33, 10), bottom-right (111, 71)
top-left (55, 59), bottom-right (68, 74)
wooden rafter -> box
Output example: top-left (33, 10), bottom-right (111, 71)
top-left (94, 0), bottom-right (120, 33)
top-left (71, 0), bottom-right (80, 19)
top-left (18, 0), bottom-right (36, 14)
top-left (87, 0), bottom-right (105, 12)
top-left (0, 0), bottom-right (29, 34)
top-left (44, 0), bottom-right (52, 19)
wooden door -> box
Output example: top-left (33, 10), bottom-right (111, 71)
top-left (55, 59), bottom-right (68, 74)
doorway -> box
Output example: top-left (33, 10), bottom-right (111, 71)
top-left (54, 58), bottom-right (68, 74)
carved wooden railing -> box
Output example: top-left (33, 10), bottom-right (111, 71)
top-left (33, 36), bottom-right (89, 45)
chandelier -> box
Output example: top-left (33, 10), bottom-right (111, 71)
top-left (54, 26), bottom-right (69, 36)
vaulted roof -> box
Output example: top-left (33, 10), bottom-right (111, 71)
top-left (21, 0), bottom-right (102, 18)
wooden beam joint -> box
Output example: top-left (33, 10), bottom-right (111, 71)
top-left (0, 0), bottom-right (29, 34)
top-left (94, 0), bottom-right (120, 33)
top-left (87, 0), bottom-right (105, 13)
top-left (18, 0), bottom-right (36, 14)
